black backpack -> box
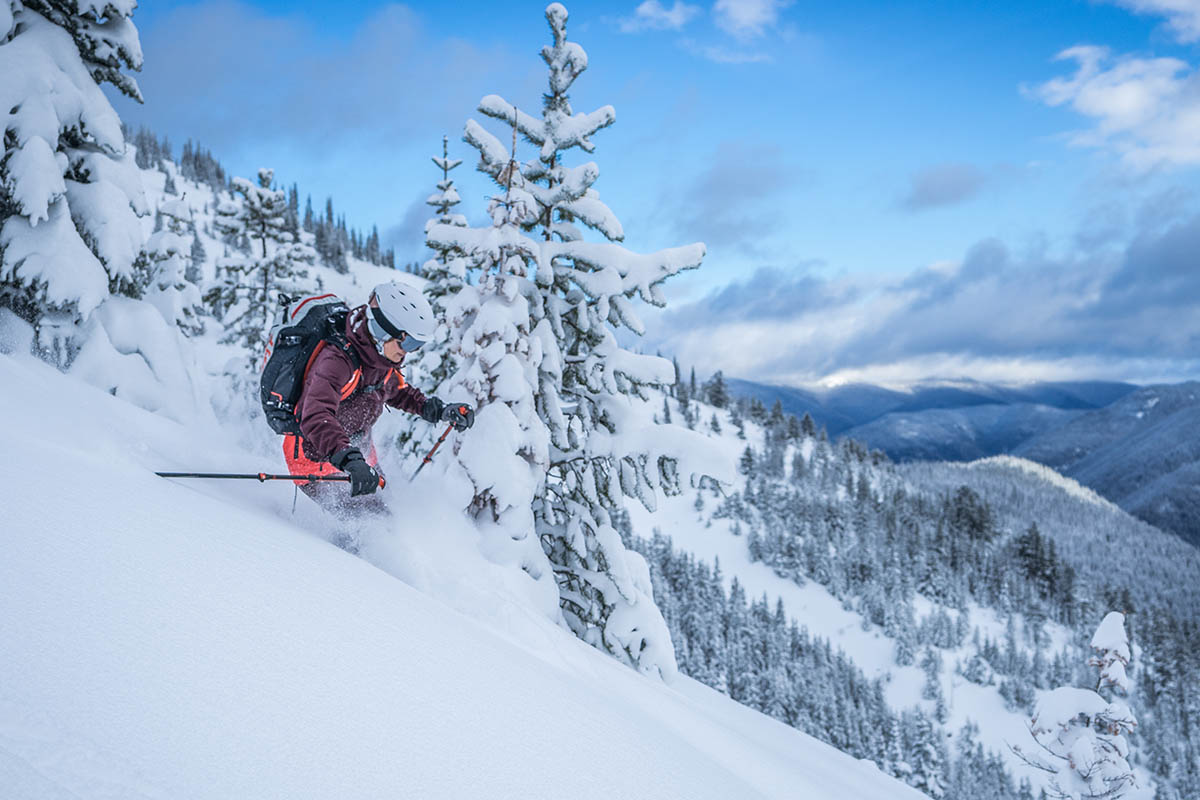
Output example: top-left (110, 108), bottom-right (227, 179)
top-left (260, 293), bottom-right (361, 435)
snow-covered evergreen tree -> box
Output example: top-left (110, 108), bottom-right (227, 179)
top-left (205, 168), bottom-right (312, 366)
top-left (909, 711), bottom-right (948, 798)
top-left (141, 197), bottom-right (205, 336)
top-left (1014, 611), bottom-right (1137, 800)
top-left (418, 135), bottom-right (470, 390)
top-left (428, 119), bottom-right (561, 623)
top-left (423, 136), bottom-right (468, 312)
top-left (0, 0), bottom-right (149, 362)
top-left (467, 2), bottom-right (712, 679)
top-left (187, 232), bottom-right (207, 285)
top-left (429, 3), bottom-right (722, 680)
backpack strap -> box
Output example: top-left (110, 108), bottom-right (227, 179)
top-left (327, 333), bottom-right (362, 399)
top-left (359, 367), bottom-right (405, 396)
top-left (297, 333), bottom-right (364, 414)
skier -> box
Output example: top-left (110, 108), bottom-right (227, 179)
top-left (284, 281), bottom-right (474, 517)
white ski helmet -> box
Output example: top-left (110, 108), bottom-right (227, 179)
top-left (368, 281), bottom-right (435, 350)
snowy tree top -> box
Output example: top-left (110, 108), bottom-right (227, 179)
top-left (1090, 612), bottom-right (1130, 662)
top-left (543, 4), bottom-right (586, 98)
top-left (546, 3), bottom-right (568, 32)
top-left (1089, 611), bottom-right (1132, 694)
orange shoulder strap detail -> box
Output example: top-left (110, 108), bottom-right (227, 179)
top-left (339, 368), bottom-right (362, 400)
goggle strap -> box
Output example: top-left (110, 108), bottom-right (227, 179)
top-left (370, 304), bottom-right (405, 340)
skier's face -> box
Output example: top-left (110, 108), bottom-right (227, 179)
top-left (380, 337), bottom-right (407, 363)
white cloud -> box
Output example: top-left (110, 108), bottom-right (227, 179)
top-left (713, 0), bottom-right (791, 40)
top-left (619, 0), bottom-right (701, 33)
top-left (1109, 0), bottom-right (1200, 42)
top-left (1030, 45), bottom-right (1200, 170)
top-left (680, 39), bottom-right (772, 63)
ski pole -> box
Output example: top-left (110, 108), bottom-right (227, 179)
top-left (156, 472), bottom-right (349, 482)
top-left (410, 419), bottom-right (458, 481)
top-left (156, 472), bottom-right (387, 488)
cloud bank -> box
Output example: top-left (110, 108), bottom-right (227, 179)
top-left (645, 209), bottom-right (1200, 386)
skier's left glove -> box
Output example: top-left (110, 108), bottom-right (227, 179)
top-left (440, 403), bottom-right (475, 432)
top-left (331, 447), bottom-right (378, 497)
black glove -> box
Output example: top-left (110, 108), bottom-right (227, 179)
top-left (331, 447), bottom-right (378, 497)
top-left (420, 396), bottom-right (444, 424)
top-left (441, 402), bottom-right (475, 432)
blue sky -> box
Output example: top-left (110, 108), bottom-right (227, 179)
top-left (110, 0), bottom-right (1200, 386)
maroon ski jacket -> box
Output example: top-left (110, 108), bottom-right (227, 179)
top-left (295, 304), bottom-right (427, 461)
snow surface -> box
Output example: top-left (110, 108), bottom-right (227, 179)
top-left (0, 350), bottom-right (925, 800)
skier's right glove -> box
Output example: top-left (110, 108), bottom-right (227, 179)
top-left (331, 447), bottom-right (378, 497)
top-left (441, 403), bottom-right (475, 432)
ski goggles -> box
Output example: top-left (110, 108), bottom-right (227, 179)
top-left (368, 305), bottom-right (425, 353)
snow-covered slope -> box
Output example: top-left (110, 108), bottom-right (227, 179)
top-left (626, 389), bottom-right (1198, 799)
top-left (0, 351), bottom-right (924, 800)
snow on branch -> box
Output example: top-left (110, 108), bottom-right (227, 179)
top-left (478, 95), bottom-right (546, 146)
top-left (432, 155), bottom-right (463, 171)
top-left (463, 119), bottom-right (513, 179)
top-left (550, 240), bottom-right (705, 306)
top-left (560, 192), bottom-right (623, 241)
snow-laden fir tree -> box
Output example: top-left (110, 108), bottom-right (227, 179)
top-left (205, 168), bottom-right (313, 368)
top-left (427, 122), bottom-right (561, 623)
top-left (0, 0), bottom-right (149, 362)
top-left (1014, 611), bottom-right (1137, 800)
top-left (423, 135), bottom-right (468, 314)
top-left (187, 232), bottom-right (207, 285)
top-left (140, 197), bottom-right (205, 336)
top-left (417, 135), bottom-right (471, 390)
top-left (441, 3), bottom-right (720, 679)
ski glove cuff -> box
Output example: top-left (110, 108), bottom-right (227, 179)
top-left (331, 447), bottom-right (378, 496)
top-left (330, 447), bottom-right (361, 470)
top-left (440, 403), bottom-right (475, 432)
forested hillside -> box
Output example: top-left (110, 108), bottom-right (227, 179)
top-left (635, 372), bottom-right (1199, 799)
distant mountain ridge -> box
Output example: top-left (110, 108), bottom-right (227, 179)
top-left (727, 376), bottom-right (1200, 546)
top-left (1013, 383), bottom-right (1200, 547)
top-left (725, 377), bottom-right (1136, 443)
